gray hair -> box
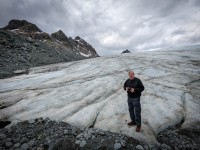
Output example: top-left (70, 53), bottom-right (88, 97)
top-left (128, 70), bottom-right (134, 74)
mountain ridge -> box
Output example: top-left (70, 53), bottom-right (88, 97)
top-left (0, 19), bottom-right (99, 79)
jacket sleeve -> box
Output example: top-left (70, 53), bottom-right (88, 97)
top-left (134, 79), bottom-right (144, 92)
top-left (123, 80), bottom-right (128, 90)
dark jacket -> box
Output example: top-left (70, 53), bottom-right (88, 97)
top-left (124, 77), bottom-right (144, 98)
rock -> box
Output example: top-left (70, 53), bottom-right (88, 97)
top-left (79, 140), bottom-right (86, 147)
top-left (36, 147), bottom-right (44, 150)
top-left (144, 145), bottom-right (149, 150)
top-left (13, 138), bottom-right (20, 143)
top-left (20, 137), bottom-right (28, 143)
top-left (28, 140), bottom-right (35, 146)
top-left (7, 138), bottom-right (12, 141)
top-left (0, 134), bottom-right (6, 140)
top-left (77, 133), bottom-right (83, 139)
top-left (120, 139), bottom-right (126, 146)
top-left (101, 139), bottom-right (104, 143)
top-left (28, 119), bottom-right (35, 124)
top-left (71, 127), bottom-right (77, 135)
top-left (63, 129), bottom-right (68, 135)
top-left (27, 37), bottom-right (34, 43)
top-left (5, 142), bottom-right (13, 148)
top-left (136, 144), bottom-right (144, 150)
top-left (13, 143), bottom-right (20, 148)
top-left (99, 132), bottom-right (106, 136)
top-left (84, 133), bottom-right (90, 140)
top-left (174, 146), bottom-right (179, 150)
top-left (161, 143), bottom-right (171, 150)
top-left (114, 143), bottom-right (121, 150)
top-left (34, 43), bottom-right (39, 47)
top-left (88, 130), bottom-right (95, 135)
top-left (75, 140), bottom-right (81, 145)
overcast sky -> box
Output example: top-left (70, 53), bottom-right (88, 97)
top-left (0, 0), bottom-right (200, 56)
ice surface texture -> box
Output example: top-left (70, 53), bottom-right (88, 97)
top-left (0, 48), bottom-right (200, 144)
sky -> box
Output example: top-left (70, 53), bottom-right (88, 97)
top-left (0, 0), bottom-right (200, 56)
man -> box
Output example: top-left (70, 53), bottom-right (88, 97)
top-left (124, 70), bottom-right (144, 132)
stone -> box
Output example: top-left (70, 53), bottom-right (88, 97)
top-left (36, 147), bottom-right (44, 150)
top-left (21, 143), bottom-right (29, 150)
top-left (71, 127), bottom-right (77, 135)
top-left (88, 130), bottom-right (95, 135)
top-left (136, 144), bottom-right (144, 150)
top-left (75, 140), bottom-right (81, 145)
top-left (28, 119), bottom-right (35, 124)
top-left (6, 142), bottom-right (13, 148)
top-left (114, 143), bottom-right (121, 150)
top-left (7, 138), bottom-right (12, 141)
top-left (99, 132), bottom-right (105, 136)
top-left (27, 37), bottom-right (34, 43)
top-left (161, 143), bottom-right (171, 150)
top-left (0, 134), bottom-right (6, 140)
top-left (20, 137), bottom-right (28, 143)
top-left (34, 43), bottom-right (39, 47)
top-left (14, 138), bottom-right (20, 143)
top-left (101, 139), bottom-right (104, 143)
top-left (13, 143), bottom-right (20, 148)
top-left (63, 129), bottom-right (68, 135)
top-left (120, 140), bottom-right (126, 146)
top-left (144, 145), bottom-right (149, 150)
top-left (79, 140), bottom-right (86, 147)
top-left (174, 146), bottom-right (179, 150)
top-left (28, 140), bottom-right (35, 146)
top-left (77, 133), bottom-right (83, 139)
top-left (84, 133), bottom-right (90, 140)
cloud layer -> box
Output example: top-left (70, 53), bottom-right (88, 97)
top-left (0, 0), bottom-right (200, 55)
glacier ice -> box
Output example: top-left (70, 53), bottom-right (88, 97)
top-left (0, 48), bottom-right (200, 144)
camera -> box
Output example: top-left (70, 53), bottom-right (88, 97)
top-left (127, 87), bottom-right (131, 91)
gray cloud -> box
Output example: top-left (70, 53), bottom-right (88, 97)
top-left (0, 0), bottom-right (200, 55)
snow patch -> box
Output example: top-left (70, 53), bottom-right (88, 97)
top-left (80, 52), bottom-right (91, 57)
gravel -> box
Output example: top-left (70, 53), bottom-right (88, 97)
top-left (0, 118), bottom-right (146, 150)
top-left (1, 117), bottom-right (199, 150)
top-left (157, 123), bottom-right (200, 150)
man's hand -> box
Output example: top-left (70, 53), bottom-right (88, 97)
top-left (126, 87), bottom-right (129, 91)
top-left (130, 88), bottom-right (134, 93)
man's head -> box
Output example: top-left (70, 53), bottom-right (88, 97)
top-left (128, 70), bottom-right (135, 80)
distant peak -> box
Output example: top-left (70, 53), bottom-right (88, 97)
top-left (121, 49), bottom-right (131, 54)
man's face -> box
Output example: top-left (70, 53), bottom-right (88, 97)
top-left (129, 72), bottom-right (134, 80)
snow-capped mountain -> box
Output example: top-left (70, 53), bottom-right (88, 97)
top-left (0, 46), bottom-right (199, 144)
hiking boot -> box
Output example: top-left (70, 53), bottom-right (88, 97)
top-left (127, 121), bottom-right (136, 126)
top-left (136, 125), bottom-right (141, 132)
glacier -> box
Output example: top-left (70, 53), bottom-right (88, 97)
top-left (0, 48), bottom-right (200, 144)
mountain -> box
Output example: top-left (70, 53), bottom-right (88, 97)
top-left (51, 30), bottom-right (69, 42)
top-left (121, 49), bottom-right (131, 53)
top-left (3, 19), bottom-right (42, 32)
top-left (0, 47), bottom-right (199, 144)
top-left (0, 19), bottom-right (99, 78)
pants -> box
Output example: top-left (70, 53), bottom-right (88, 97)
top-left (127, 96), bottom-right (141, 126)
